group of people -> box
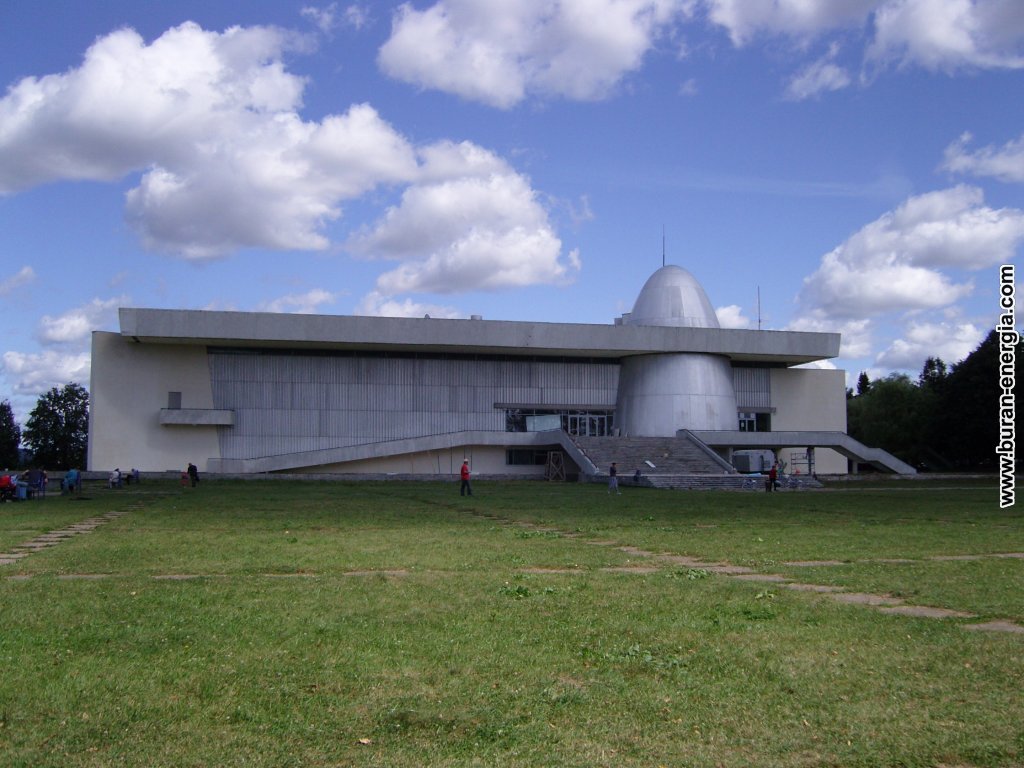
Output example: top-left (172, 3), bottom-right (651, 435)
top-left (0, 468), bottom-right (49, 501)
top-left (107, 467), bottom-right (141, 488)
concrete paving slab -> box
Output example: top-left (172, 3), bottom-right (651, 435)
top-left (782, 583), bottom-right (845, 593)
top-left (963, 621), bottom-right (1024, 634)
top-left (877, 605), bottom-right (976, 619)
top-left (783, 560), bottom-right (846, 567)
top-left (830, 592), bottom-right (904, 606)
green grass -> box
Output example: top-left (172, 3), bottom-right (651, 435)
top-left (1, 478), bottom-right (1022, 767)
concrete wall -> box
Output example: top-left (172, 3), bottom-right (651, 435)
top-left (770, 367), bottom-right (848, 474)
top-left (292, 445), bottom-right (549, 477)
top-left (209, 352), bottom-right (617, 460)
top-left (89, 332), bottom-right (222, 473)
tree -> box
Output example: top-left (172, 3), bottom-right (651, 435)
top-left (21, 383), bottom-right (89, 469)
top-left (918, 357), bottom-right (948, 391)
top-left (0, 399), bottom-right (20, 469)
top-left (931, 331), bottom-right (1002, 469)
top-left (855, 371), bottom-right (871, 396)
top-left (848, 373), bottom-right (931, 466)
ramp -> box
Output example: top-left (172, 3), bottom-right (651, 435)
top-left (689, 430), bottom-right (917, 475)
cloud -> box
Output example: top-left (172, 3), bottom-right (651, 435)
top-left (257, 289), bottom-right (337, 314)
top-left (301, 3), bottom-right (371, 33)
top-left (347, 140), bottom-right (581, 295)
top-left (1, 350), bottom-right (92, 395)
top-left (0, 23), bottom-right (420, 259)
top-left (0, 266), bottom-right (36, 297)
top-left (716, 304), bottom-right (750, 328)
top-left (868, 0), bottom-right (1024, 71)
top-left (788, 313), bottom-right (874, 358)
top-left (705, 0), bottom-right (879, 46)
top-left (37, 297), bottom-right (126, 345)
top-left (785, 43), bottom-right (852, 99)
top-left (799, 186), bottom-right (1024, 318)
top-left (377, 0), bottom-right (694, 108)
top-left (875, 320), bottom-right (985, 369)
top-left (943, 131), bottom-right (1024, 183)
top-left (355, 291), bottom-right (461, 318)
top-left (0, 19), bottom-right (578, 294)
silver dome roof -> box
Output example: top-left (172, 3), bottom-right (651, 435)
top-left (624, 265), bottom-right (720, 329)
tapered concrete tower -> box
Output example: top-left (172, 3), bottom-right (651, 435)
top-left (615, 265), bottom-right (738, 436)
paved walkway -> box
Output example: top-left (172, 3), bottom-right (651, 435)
top-left (0, 507), bottom-right (134, 566)
top-left (482, 513), bottom-right (1024, 636)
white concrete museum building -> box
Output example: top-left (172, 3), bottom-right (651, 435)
top-left (88, 265), bottom-right (912, 483)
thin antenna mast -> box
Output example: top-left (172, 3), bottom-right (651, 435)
top-left (757, 286), bottom-right (762, 331)
top-left (662, 226), bottom-right (666, 267)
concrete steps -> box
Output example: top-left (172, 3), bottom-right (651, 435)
top-left (571, 435), bottom-right (727, 475)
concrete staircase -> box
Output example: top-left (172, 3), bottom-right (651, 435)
top-left (572, 435), bottom-right (727, 475)
top-left (568, 434), bottom-right (823, 491)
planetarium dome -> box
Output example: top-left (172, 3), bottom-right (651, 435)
top-left (624, 265), bottom-right (720, 329)
top-left (614, 264), bottom-right (737, 436)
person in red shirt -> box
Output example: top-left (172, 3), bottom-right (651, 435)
top-left (460, 459), bottom-right (472, 496)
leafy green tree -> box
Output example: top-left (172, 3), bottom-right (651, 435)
top-left (0, 399), bottom-right (20, 469)
top-left (918, 357), bottom-right (948, 391)
top-left (932, 331), bottom-right (1002, 470)
top-left (22, 383), bottom-right (89, 469)
top-left (848, 373), bottom-right (930, 466)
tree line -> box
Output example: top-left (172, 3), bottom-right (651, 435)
top-left (848, 329), bottom-right (1023, 471)
top-left (0, 382), bottom-right (89, 471)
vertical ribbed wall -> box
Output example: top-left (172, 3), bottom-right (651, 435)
top-left (733, 367), bottom-right (771, 410)
top-left (209, 352), bottom-right (619, 459)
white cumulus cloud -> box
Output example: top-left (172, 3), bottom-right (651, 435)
top-left (868, 0), bottom-right (1024, 71)
top-left (716, 304), bottom-right (751, 328)
top-left (377, 0), bottom-right (694, 108)
top-left (347, 140), bottom-right (581, 296)
top-left (785, 43), bottom-right (852, 99)
top-left (875, 320), bottom-right (985, 369)
top-left (258, 289), bottom-right (337, 314)
top-left (799, 185), bottom-right (1024, 318)
top-left (37, 297), bottom-right (126, 345)
top-left (355, 291), bottom-right (462, 318)
top-left (705, 0), bottom-right (879, 46)
top-left (0, 23), bottom-right (420, 259)
top-left (1, 350), bottom-right (92, 395)
top-left (943, 131), bottom-right (1024, 183)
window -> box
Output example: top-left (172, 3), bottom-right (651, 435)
top-left (505, 408), bottom-right (613, 436)
top-left (738, 412), bottom-right (770, 431)
top-left (506, 449), bottom-right (549, 466)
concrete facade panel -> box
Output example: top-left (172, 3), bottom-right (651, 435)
top-left (89, 332), bottom-right (222, 473)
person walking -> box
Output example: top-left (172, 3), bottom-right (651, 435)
top-left (460, 459), bottom-right (472, 496)
top-left (766, 463), bottom-right (778, 492)
top-left (608, 462), bottom-right (620, 494)
top-left (187, 462), bottom-right (199, 487)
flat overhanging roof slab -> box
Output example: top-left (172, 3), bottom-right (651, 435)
top-left (118, 308), bottom-right (839, 365)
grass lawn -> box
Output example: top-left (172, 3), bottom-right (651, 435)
top-left (1, 478), bottom-right (1021, 767)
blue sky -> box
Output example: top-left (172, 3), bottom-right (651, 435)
top-left (1, 0), bottom-right (1023, 422)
